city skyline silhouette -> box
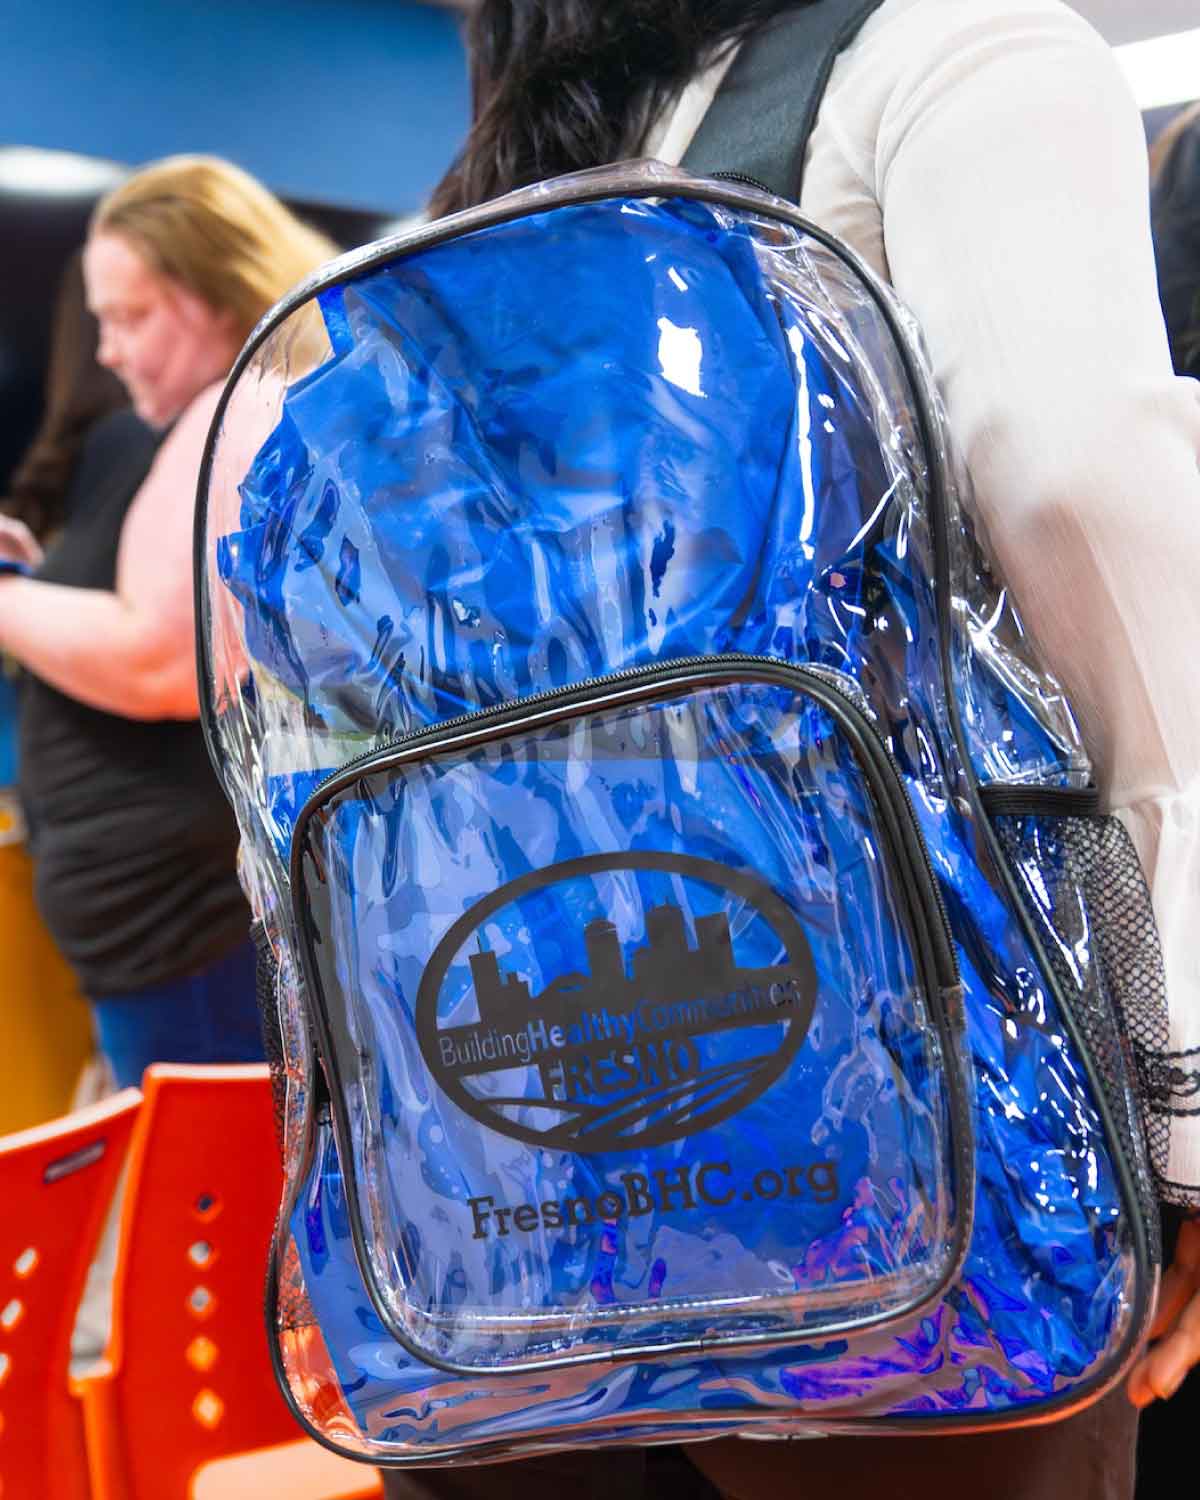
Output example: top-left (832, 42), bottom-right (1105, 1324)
top-left (426, 889), bottom-right (816, 1147)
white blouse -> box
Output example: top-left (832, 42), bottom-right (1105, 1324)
top-left (648, 0), bottom-right (1200, 1196)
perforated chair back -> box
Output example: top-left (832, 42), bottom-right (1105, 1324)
top-left (76, 1064), bottom-right (295, 1495)
top-left (0, 1088), bottom-right (141, 1500)
top-left (76, 1063), bottom-right (380, 1499)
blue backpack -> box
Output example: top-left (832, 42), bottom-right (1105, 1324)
top-left (196, 5), bottom-right (1169, 1469)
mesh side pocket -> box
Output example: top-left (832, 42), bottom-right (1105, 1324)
top-left (250, 920), bottom-right (288, 1157)
top-left (275, 1233), bottom-right (319, 1335)
top-left (991, 811), bottom-right (1168, 1242)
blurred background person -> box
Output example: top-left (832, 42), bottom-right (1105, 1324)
top-left (0, 251), bottom-right (131, 1129)
top-left (0, 155), bottom-right (336, 1090)
top-left (2, 247), bottom-right (129, 541)
top-left (1151, 100), bottom-right (1200, 381)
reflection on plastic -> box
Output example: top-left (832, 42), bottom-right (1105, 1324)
top-left (296, 681), bottom-right (963, 1372)
top-left (195, 163), bottom-right (1147, 1460)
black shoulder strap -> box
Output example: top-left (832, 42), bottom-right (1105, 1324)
top-left (681, 0), bottom-right (887, 200)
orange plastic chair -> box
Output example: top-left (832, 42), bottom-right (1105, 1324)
top-left (73, 1063), bottom-right (380, 1499)
top-left (0, 1087), bottom-right (142, 1500)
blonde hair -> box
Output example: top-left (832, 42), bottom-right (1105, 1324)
top-left (90, 155), bottom-right (339, 344)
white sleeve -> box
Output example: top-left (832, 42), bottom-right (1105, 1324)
top-left (871, 2), bottom-right (1200, 1195)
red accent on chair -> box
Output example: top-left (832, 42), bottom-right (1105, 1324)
top-left (0, 1088), bottom-right (141, 1500)
top-left (73, 1063), bottom-right (379, 1499)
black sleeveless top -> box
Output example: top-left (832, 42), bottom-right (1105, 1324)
top-left (18, 410), bottom-right (249, 995)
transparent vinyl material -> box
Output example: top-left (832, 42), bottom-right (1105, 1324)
top-left (196, 164), bottom-right (1158, 1457)
top-left (202, 164), bottom-right (1089, 863)
top-left (294, 671), bottom-right (966, 1371)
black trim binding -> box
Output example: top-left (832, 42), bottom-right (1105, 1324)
top-left (290, 655), bottom-right (971, 1378)
top-left (189, 167), bottom-right (1155, 1444)
top-left (908, 263), bottom-right (1159, 1428)
top-left (262, 1114), bottom-right (797, 1466)
top-left (262, 1116), bottom-right (540, 1471)
top-left (979, 783), bottom-right (1102, 819)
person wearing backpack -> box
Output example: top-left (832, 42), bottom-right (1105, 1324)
top-left (370, 2), bottom-right (1200, 1497)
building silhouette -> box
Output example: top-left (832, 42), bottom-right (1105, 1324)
top-left (584, 919), bottom-right (625, 990)
top-left (469, 949), bottom-right (532, 1028)
top-left (467, 904), bottom-right (754, 1032)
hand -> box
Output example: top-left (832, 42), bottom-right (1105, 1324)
top-left (0, 517), bottom-right (43, 569)
top-left (1128, 1219), bottom-right (1200, 1406)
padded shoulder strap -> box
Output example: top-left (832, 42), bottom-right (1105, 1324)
top-left (681, 0), bottom-right (887, 200)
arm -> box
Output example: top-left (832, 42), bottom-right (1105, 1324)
top-left (868, 0), bottom-right (1200, 1395)
top-left (0, 383), bottom-right (223, 720)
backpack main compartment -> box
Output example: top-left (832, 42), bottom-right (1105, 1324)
top-left (196, 167), bottom-right (1162, 1462)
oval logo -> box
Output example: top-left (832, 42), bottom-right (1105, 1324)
top-left (416, 852), bottom-right (816, 1153)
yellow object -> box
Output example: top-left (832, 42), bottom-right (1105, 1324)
top-left (0, 834), bottom-right (94, 1133)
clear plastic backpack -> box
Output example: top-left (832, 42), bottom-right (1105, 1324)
top-left (194, 155), bottom-right (1169, 1466)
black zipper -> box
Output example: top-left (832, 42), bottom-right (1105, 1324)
top-left (289, 652), bottom-right (973, 1378)
top-left (711, 170), bottom-right (775, 195)
top-left (293, 653), bottom-right (959, 1002)
top-left (197, 166), bottom-right (1153, 1413)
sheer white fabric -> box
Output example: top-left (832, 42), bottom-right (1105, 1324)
top-left (649, 0), bottom-right (1200, 1194)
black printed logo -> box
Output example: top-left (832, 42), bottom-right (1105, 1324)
top-left (416, 852), bottom-right (816, 1152)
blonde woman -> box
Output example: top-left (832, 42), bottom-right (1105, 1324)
top-left (0, 156), bottom-right (336, 1089)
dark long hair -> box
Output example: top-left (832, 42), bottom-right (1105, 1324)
top-left (1, 252), bottom-right (127, 539)
top-left (1150, 102), bottom-right (1200, 379)
top-left (430, 0), bottom-right (813, 216)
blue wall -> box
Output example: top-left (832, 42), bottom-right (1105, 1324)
top-left (1, 0), bottom-right (468, 214)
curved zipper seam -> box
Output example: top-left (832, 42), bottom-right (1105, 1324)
top-left (187, 166), bottom-right (1150, 1410)
top-left (295, 656), bottom-right (957, 991)
top-left (290, 658), bottom-right (972, 1378)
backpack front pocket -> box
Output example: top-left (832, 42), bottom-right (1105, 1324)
top-left (292, 657), bottom-right (970, 1373)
